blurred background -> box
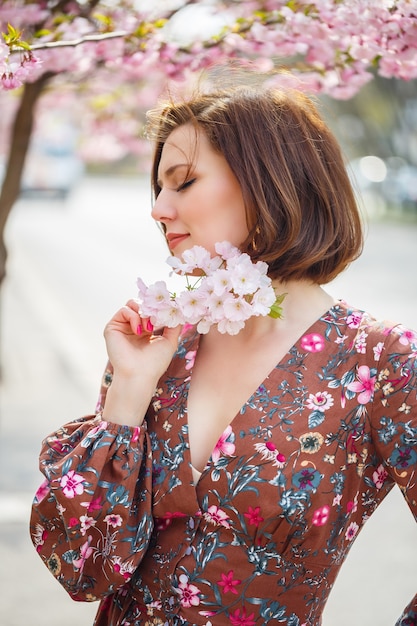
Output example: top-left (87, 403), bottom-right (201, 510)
top-left (0, 69), bottom-right (417, 625)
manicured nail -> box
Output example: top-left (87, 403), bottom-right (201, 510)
top-left (146, 320), bottom-right (154, 332)
top-left (136, 324), bottom-right (143, 335)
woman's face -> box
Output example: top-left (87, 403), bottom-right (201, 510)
top-left (152, 124), bottom-right (249, 257)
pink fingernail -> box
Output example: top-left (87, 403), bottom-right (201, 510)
top-left (136, 324), bottom-right (143, 335)
top-left (146, 320), bottom-right (154, 332)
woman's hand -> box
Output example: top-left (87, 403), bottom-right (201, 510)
top-left (104, 299), bottom-right (181, 379)
top-left (101, 299), bottom-right (182, 426)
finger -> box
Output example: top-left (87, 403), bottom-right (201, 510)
top-left (125, 299), bottom-right (140, 312)
top-left (104, 305), bottom-right (141, 337)
top-left (162, 324), bottom-right (183, 350)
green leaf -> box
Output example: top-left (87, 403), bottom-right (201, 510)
top-left (269, 292), bottom-right (287, 319)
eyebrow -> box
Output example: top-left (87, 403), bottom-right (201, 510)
top-left (157, 163), bottom-right (189, 188)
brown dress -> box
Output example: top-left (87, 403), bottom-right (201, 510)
top-left (30, 302), bottom-right (417, 625)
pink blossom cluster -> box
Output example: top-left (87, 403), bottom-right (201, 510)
top-left (136, 242), bottom-right (284, 336)
top-left (1, 1), bottom-right (417, 98)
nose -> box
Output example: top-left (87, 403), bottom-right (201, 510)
top-left (151, 188), bottom-right (177, 224)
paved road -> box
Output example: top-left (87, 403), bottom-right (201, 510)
top-left (0, 177), bottom-right (416, 625)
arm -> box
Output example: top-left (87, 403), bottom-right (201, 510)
top-left (370, 326), bottom-right (417, 623)
top-left (30, 414), bottom-right (153, 601)
top-left (30, 301), bottom-right (182, 601)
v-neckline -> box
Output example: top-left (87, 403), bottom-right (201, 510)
top-left (183, 303), bottom-right (339, 484)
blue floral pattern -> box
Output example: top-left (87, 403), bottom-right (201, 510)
top-left (30, 302), bottom-right (417, 625)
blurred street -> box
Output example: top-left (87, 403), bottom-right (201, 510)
top-left (0, 176), bottom-right (416, 625)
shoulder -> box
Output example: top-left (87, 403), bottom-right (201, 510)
top-left (335, 300), bottom-right (417, 358)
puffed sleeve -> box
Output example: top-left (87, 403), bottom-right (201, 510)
top-left (370, 324), bottom-right (417, 623)
top-left (29, 364), bottom-right (154, 602)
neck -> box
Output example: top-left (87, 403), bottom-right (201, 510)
top-left (204, 280), bottom-right (335, 345)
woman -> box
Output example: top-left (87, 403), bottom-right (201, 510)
top-left (30, 86), bottom-right (417, 625)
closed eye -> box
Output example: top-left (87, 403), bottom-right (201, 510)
top-left (176, 178), bottom-right (196, 192)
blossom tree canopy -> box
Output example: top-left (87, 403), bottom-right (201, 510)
top-left (1, 0), bottom-right (417, 100)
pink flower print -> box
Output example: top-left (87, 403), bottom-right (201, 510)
top-left (346, 497), bottom-right (358, 514)
top-left (399, 328), bottom-right (417, 346)
top-left (300, 333), bottom-right (325, 353)
top-left (306, 391), bottom-right (334, 411)
top-left (112, 556), bottom-right (136, 581)
top-left (204, 505), bottom-right (231, 528)
top-left (32, 523), bottom-right (48, 552)
top-left (312, 505), bottom-right (330, 527)
top-left (354, 330), bottom-right (368, 354)
top-left (104, 513), bottom-right (123, 528)
top-left (176, 574), bottom-right (201, 608)
top-left (218, 569), bottom-right (241, 594)
top-left (211, 425), bottom-right (235, 463)
top-left (229, 606), bottom-right (256, 626)
top-left (244, 506), bottom-right (264, 527)
top-left (81, 496), bottom-right (103, 513)
top-left (60, 470), bottom-right (84, 498)
top-left (69, 517), bottom-right (79, 528)
top-left (132, 426), bottom-right (140, 443)
top-left (346, 312), bottom-right (363, 328)
top-left (80, 515), bottom-right (97, 536)
top-left (185, 350), bottom-right (197, 370)
top-left (347, 365), bottom-right (376, 404)
top-left (34, 479), bottom-right (50, 503)
top-left (345, 521), bottom-right (359, 541)
top-left (254, 442), bottom-right (286, 467)
top-left (73, 536), bottom-right (93, 571)
top-left (373, 464), bottom-right (388, 490)
top-left (373, 341), bottom-right (384, 361)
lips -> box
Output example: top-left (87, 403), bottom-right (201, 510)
top-left (166, 232), bottom-right (189, 250)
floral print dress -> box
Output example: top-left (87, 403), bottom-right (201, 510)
top-left (30, 301), bottom-right (417, 625)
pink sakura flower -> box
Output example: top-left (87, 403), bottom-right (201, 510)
top-left (244, 506), bottom-right (264, 527)
top-left (177, 289), bottom-right (207, 324)
top-left (300, 333), bottom-right (325, 353)
top-left (176, 574), bottom-right (201, 608)
top-left (312, 505), bottom-right (330, 527)
top-left (211, 269), bottom-right (233, 295)
top-left (251, 285), bottom-right (277, 316)
top-left (60, 470), bottom-right (84, 498)
top-left (136, 243), bottom-right (283, 336)
top-left (203, 505), bottom-right (231, 529)
top-left (211, 425), bottom-right (235, 463)
top-left (218, 570), bottom-right (242, 594)
top-left (347, 365), bottom-right (376, 404)
top-left (216, 318), bottom-right (245, 336)
top-left (214, 241), bottom-right (240, 259)
top-left (373, 464), bottom-right (388, 490)
top-left (222, 294), bottom-right (253, 322)
top-left (228, 254), bottom-right (265, 296)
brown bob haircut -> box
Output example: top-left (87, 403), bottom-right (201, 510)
top-left (147, 85), bottom-right (363, 284)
